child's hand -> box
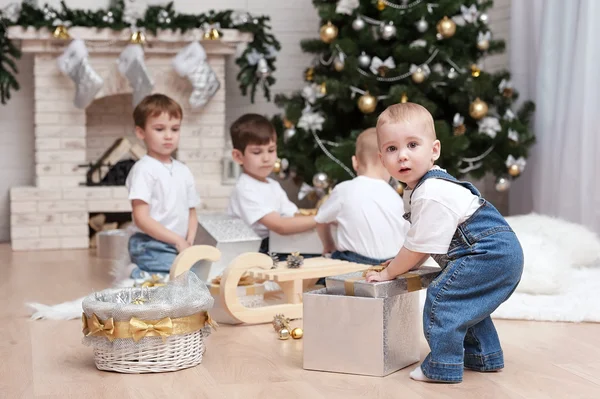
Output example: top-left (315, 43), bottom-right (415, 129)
top-left (175, 238), bottom-right (191, 253)
top-left (366, 269), bottom-right (393, 283)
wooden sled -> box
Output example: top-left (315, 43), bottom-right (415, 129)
top-left (170, 246), bottom-right (369, 325)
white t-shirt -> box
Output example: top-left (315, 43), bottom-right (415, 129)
top-left (314, 176), bottom-right (409, 260)
top-left (227, 173), bottom-right (299, 239)
top-left (403, 174), bottom-right (482, 254)
top-left (126, 155), bottom-right (200, 239)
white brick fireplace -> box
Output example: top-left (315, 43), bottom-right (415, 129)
top-left (7, 27), bottom-right (250, 251)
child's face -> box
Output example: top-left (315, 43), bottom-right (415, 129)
top-left (377, 120), bottom-right (440, 188)
top-left (232, 139), bottom-right (278, 181)
top-left (135, 112), bottom-right (181, 162)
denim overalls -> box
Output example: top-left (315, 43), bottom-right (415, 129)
top-left (405, 169), bottom-right (523, 382)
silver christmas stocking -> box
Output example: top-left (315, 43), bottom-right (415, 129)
top-left (173, 42), bottom-right (220, 109)
top-left (57, 39), bottom-right (104, 109)
top-left (118, 44), bottom-right (154, 107)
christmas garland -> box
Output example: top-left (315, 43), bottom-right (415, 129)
top-left (0, 1), bottom-right (280, 104)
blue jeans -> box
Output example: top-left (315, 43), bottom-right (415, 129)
top-left (128, 232), bottom-right (178, 279)
top-left (408, 169), bottom-right (524, 382)
top-left (315, 251), bottom-right (391, 285)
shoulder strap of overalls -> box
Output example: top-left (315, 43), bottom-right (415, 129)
top-left (409, 168), bottom-right (482, 205)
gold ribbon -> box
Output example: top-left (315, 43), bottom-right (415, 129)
top-left (82, 311), bottom-right (214, 342)
top-left (141, 274), bottom-right (166, 288)
top-left (130, 317), bottom-right (173, 342)
top-left (86, 313), bottom-right (116, 342)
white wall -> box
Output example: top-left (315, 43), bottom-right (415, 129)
top-left (0, 0), bottom-right (509, 241)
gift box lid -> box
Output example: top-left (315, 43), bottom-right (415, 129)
top-left (325, 266), bottom-right (440, 298)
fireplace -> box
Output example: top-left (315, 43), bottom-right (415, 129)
top-left (7, 27), bottom-right (250, 250)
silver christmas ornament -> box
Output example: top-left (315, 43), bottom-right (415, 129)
top-left (358, 52), bottom-right (372, 69)
top-left (256, 57), bottom-right (271, 78)
top-left (495, 176), bottom-right (511, 192)
top-left (312, 172), bottom-right (330, 189)
top-left (416, 17), bottom-right (428, 33)
top-left (479, 13), bottom-right (489, 23)
top-left (283, 127), bottom-right (296, 143)
top-left (436, 33), bottom-right (443, 40)
top-left (380, 22), bottom-right (397, 40)
top-left (352, 17), bottom-right (366, 31)
top-left (448, 68), bottom-right (458, 79)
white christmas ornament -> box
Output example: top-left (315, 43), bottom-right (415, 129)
top-left (461, 4), bottom-right (480, 23)
top-left (302, 83), bottom-right (326, 104)
top-left (358, 52), bottom-right (371, 69)
top-left (505, 155), bottom-right (526, 173)
top-left (453, 113), bottom-right (465, 127)
top-left (230, 10), bottom-right (251, 25)
top-left (370, 56), bottom-right (396, 75)
top-left (478, 117), bottom-right (501, 138)
top-left (122, 0), bottom-right (148, 26)
top-left (352, 17), bottom-right (366, 31)
top-left (504, 109), bottom-right (516, 121)
top-left (298, 109), bottom-right (325, 132)
top-left (380, 22), bottom-right (397, 40)
top-left (415, 17), bottom-right (428, 33)
top-left (336, 0), bottom-right (359, 15)
top-left (508, 129), bottom-right (519, 142)
top-left (410, 39), bottom-right (427, 48)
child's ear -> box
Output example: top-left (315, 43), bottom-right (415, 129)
top-left (231, 148), bottom-right (244, 165)
top-left (134, 126), bottom-right (145, 141)
top-left (432, 139), bottom-right (441, 161)
top-left (351, 155), bottom-right (359, 172)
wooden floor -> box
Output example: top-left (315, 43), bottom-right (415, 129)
top-left (1, 243), bottom-right (599, 399)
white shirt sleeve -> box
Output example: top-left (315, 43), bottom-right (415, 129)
top-left (185, 168), bottom-right (201, 208)
top-left (403, 198), bottom-right (461, 254)
top-left (126, 163), bottom-right (154, 204)
top-left (236, 188), bottom-right (277, 227)
top-left (314, 186), bottom-right (342, 224)
top-left (276, 183), bottom-right (299, 217)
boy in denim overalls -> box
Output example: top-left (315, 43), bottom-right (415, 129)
top-left (367, 103), bottom-right (523, 383)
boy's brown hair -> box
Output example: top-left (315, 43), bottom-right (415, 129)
top-left (230, 113), bottom-right (276, 153)
top-left (355, 128), bottom-right (380, 166)
top-left (133, 94), bottom-right (183, 129)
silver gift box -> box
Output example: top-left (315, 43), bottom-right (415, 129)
top-left (303, 288), bottom-right (420, 376)
top-left (326, 266), bottom-right (440, 298)
top-left (193, 213), bottom-right (262, 281)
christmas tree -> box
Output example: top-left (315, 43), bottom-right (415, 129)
top-left (273, 0), bottom-right (534, 193)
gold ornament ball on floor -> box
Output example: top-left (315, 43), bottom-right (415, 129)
top-left (436, 16), bottom-right (456, 38)
top-left (469, 98), bottom-right (488, 120)
top-left (508, 164), bottom-right (521, 177)
top-left (411, 68), bottom-right (426, 83)
top-left (279, 328), bottom-right (291, 340)
top-left (320, 21), bottom-right (338, 43)
top-left (358, 93), bottom-right (377, 114)
top-left (291, 328), bottom-right (303, 339)
top-left (477, 39), bottom-right (490, 51)
top-left (273, 159), bottom-right (282, 173)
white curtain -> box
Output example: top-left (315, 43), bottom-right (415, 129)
top-left (509, 0), bottom-right (600, 234)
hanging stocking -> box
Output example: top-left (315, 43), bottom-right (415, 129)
top-left (57, 39), bottom-right (104, 109)
top-left (117, 44), bottom-right (154, 107)
top-left (172, 42), bottom-right (220, 109)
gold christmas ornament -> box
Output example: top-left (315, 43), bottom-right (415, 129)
top-left (320, 21), bottom-right (338, 43)
top-left (396, 184), bottom-right (404, 196)
top-left (273, 158), bottom-right (282, 173)
top-left (291, 327), bottom-right (304, 339)
top-left (52, 25), bottom-right (70, 40)
top-left (283, 118), bottom-right (294, 129)
top-left (377, 0), bottom-right (386, 11)
top-left (411, 68), bottom-right (426, 83)
top-left (203, 27), bottom-right (221, 40)
top-left (477, 39), bottom-right (490, 51)
top-left (358, 92), bottom-right (377, 114)
top-left (454, 124), bottom-right (466, 136)
top-left (400, 93), bottom-right (408, 103)
top-left (130, 31), bottom-right (146, 45)
top-left (469, 98), bottom-right (488, 120)
top-left (319, 82), bottom-right (327, 95)
top-left (508, 164), bottom-right (521, 177)
top-left (436, 16), bottom-right (456, 39)
top-left (279, 328), bottom-right (291, 340)
top-left (305, 67), bottom-right (314, 82)
top-left (471, 64), bottom-right (481, 78)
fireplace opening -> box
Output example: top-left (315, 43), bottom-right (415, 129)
top-left (89, 212), bottom-right (132, 248)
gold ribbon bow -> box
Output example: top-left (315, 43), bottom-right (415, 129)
top-left (129, 317), bottom-right (173, 342)
top-left (86, 313), bottom-right (116, 342)
top-left (141, 274), bottom-right (166, 288)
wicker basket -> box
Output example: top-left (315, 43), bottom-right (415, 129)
top-left (82, 272), bottom-right (214, 373)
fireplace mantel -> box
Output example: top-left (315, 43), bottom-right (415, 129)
top-left (7, 26), bottom-right (252, 55)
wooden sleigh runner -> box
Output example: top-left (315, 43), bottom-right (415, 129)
top-left (169, 245), bottom-right (369, 325)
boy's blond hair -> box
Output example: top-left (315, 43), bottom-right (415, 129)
top-left (355, 128), bottom-right (380, 166)
top-left (376, 103), bottom-right (436, 139)
top-left (133, 94), bottom-right (183, 129)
